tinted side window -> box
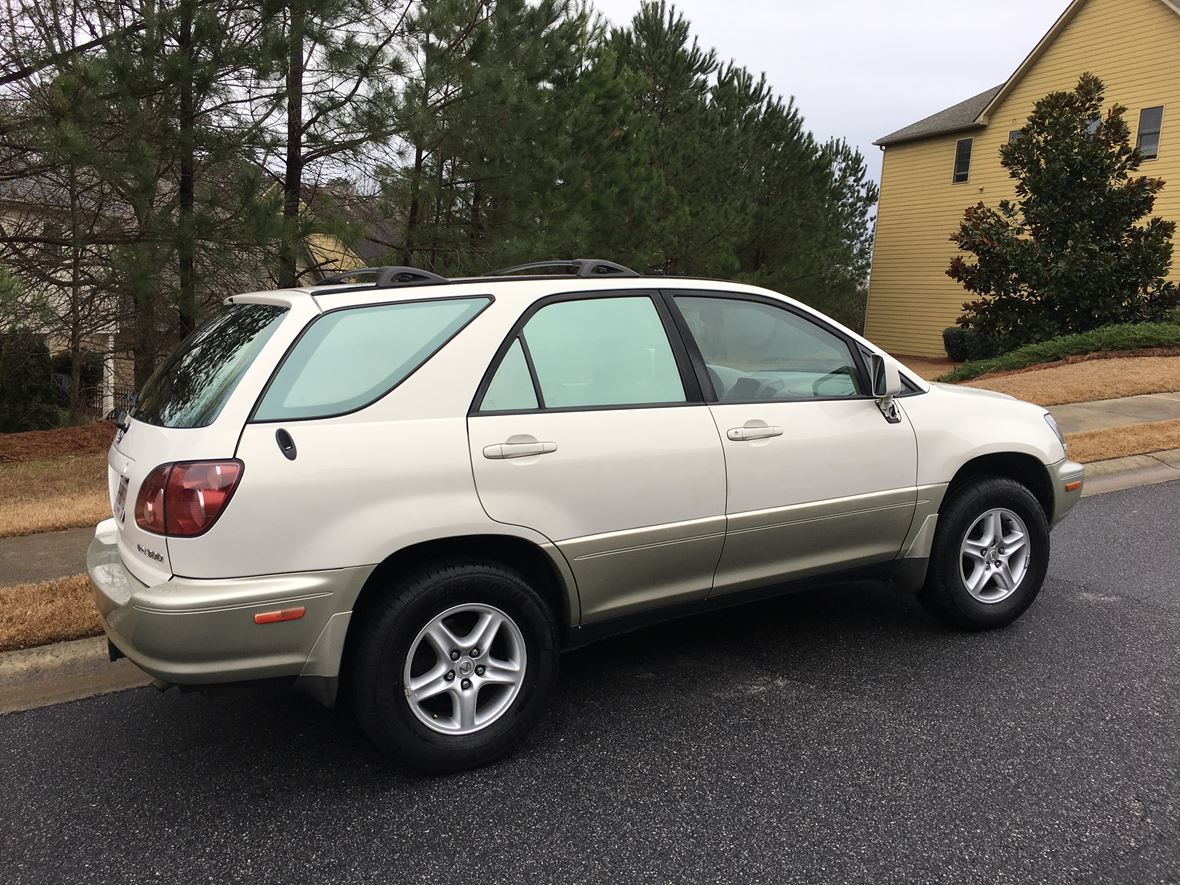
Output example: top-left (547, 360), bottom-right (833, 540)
top-left (256, 297), bottom-right (489, 421)
top-left (479, 296), bottom-right (685, 411)
top-left (674, 295), bottom-right (864, 401)
top-left (480, 338), bottom-right (538, 411)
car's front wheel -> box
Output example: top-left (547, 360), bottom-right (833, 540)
top-left (918, 476), bottom-right (1050, 630)
top-left (349, 560), bottom-right (559, 773)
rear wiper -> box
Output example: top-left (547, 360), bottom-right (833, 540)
top-left (115, 392), bottom-right (138, 430)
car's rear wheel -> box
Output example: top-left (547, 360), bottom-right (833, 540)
top-left (349, 560), bottom-right (559, 774)
top-left (917, 476), bottom-right (1050, 630)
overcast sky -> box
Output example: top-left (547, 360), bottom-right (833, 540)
top-left (589, 0), bottom-right (1070, 182)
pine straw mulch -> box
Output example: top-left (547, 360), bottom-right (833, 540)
top-left (969, 347), bottom-right (1180, 381)
top-left (0, 422), bottom-right (116, 464)
top-left (967, 355), bottom-right (1180, 407)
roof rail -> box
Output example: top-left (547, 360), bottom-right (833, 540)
top-left (313, 266), bottom-right (448, 288)
top-left (486, 259), bottom-right (639, 278)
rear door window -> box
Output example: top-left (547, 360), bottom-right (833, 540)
top-left (134, 303), bottom-right (287, 428)
top-left (477, 295), bottom-right (686, 411)
top-left (255, 296), bottom-right (490, 421)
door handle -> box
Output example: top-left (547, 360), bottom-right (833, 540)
top-left (727, 426), bottom-right (783, 441)
top-left (483, 441), bottom-right (558, 460)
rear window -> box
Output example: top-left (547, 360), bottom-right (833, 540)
top-left (134, 303), bottom-right (287, 428)
top-left (254, 296), bottom-right (490, 421)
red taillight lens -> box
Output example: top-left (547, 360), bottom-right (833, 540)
top-left (134, 464), bottom-right (171, 534)
top-left (165, 461), bottom-right (243, 536)
top-left (134, 460), bottom-right (242, 537)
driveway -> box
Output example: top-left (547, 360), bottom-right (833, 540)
top-left (1, 482), bottom-right (1177, 883)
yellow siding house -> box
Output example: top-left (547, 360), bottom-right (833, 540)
top-left (865, 0), bottom-right (1180, 357)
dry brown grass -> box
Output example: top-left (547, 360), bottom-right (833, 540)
top-left (0, 573), bottom-right (102, 652)
top-left (1065, 418), bottom-right (1180, 463)
top-left (0, 453), bottom-right (109, 538)
top-left (967, 356), bottom-right (1180, 406)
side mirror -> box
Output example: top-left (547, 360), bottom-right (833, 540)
top-left (869, 353), bottom-right (902, 400)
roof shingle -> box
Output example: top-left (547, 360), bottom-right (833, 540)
top-left (875, 84), bottom-right (1004, 147)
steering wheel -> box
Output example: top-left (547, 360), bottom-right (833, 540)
top-left (811, 366), bottom-right (858, 397)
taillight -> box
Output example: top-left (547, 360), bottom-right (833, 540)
top-left (134, 460), bottom-right (243, 537)
top-left (134, 465), bottom-right (170, 534)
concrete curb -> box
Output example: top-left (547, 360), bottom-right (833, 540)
top-left (1, 454), bottom-right (1177, 715)
top-left (0, 636), bottom-right (152, 715)
top-left (1080, 448), bottom-right (1180, 496)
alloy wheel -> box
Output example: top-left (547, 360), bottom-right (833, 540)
top-left (402, 603), bottom-right (527, 735)
top-left (959, 507), bottom-right (1031, 604)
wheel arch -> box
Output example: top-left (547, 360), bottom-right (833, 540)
top-left (342, 533), bottom-right (577, 667)
top-left (945, 452), bottom-right (1054, 522)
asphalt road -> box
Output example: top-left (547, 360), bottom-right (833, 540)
top-left (2, 483), bottom-right (1178, 884)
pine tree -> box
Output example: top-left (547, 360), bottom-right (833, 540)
top-left (260, 0), bottom-right (406, 287)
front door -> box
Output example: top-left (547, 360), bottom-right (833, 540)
top-left (468, 292), bottom-right (727, 623)
top-left (669, 291), bottom-right (919, 596)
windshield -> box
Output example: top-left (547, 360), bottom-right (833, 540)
top-left (134, 303), bottom-right (287, 428)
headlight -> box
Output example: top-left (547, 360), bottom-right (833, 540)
top-left (1044, 413), bottom-right (1067, 454)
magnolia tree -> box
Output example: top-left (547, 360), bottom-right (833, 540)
top-left (948, 73), bottom-right (1178, 356)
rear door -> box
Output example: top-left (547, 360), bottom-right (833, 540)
top-left (108, 296), bottom-right (306, 584)
top-left (467, 292), bottom-right (727, 623)
top-left (668, 291), bottom-right (918, 596)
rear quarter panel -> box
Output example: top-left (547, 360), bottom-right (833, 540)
top-left (167, 290), bottom-right (555, 583)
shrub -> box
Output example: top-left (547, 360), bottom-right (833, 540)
top-left (50, 350), bottom-right (104, 391)
top-left (942, 328), bottom-right (968, 362)
top-left (943, 326), bottom-right (1005, 362)
top-left (937, 322), bottom-right (1180, 382)
top-left (0, 331), bottom-right (63, 433)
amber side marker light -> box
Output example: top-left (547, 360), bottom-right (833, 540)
top-left (254, 607), bottom-right (305, 625)
top-left (1065, 481), bottom-right (1083, 493)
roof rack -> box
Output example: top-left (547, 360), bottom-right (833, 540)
top-left (313, 266), bottom-right (448, 288)
top-left (486, 259), bottom-right (639, 278)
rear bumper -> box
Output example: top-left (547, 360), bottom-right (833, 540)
top-left (1050, 458), bottom-right (1085, 527)
top-left (87, 519), bottom-right (370, 690)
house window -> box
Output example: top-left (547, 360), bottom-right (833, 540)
top-left (952, 138), bottom-right (973, 183)
top-left (42, 223), bottom-right (64, 260)
top-left (1008, 130), bottom-right (1023, 144)
top-left (1137, 106), bottom-right (1163, 159)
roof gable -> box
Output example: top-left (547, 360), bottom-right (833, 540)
top-left (876, 0), bottom-right (1180, 147)
top-left (875, 85), bottom-right (1002, 147)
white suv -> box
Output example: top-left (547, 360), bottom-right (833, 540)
top-left (88, 259), bottom-right (1084, 772)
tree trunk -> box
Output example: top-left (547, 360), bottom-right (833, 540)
top-left (469, 178), bottom-right (483, 251)
top-left (402, 142), bottom-right (424, 266)
top-left (278, 1), bottom-right (305, 288)
top-left (176, 0), bottom-right (197, 336)
top-left (427, 151), bottom-right (445, 270)
top-left (67, 164), bottom-right (84, 423)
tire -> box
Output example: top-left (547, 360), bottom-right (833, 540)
top-left (917, 476), bottom-right (1050, 631)
top-left (348, 560), bottom-right (560, 774)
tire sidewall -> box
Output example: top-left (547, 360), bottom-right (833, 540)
top-left (354, 564), bottom-right (559, 772)
top-left (929, 478), bottom-right (1050, 629)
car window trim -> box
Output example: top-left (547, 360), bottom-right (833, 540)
top-left (661, 288), bottom-right (876, 405)
top-left (248, 293), bottom-right (495, 424)
top-left (469, 289), bottom-right (705, 416)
